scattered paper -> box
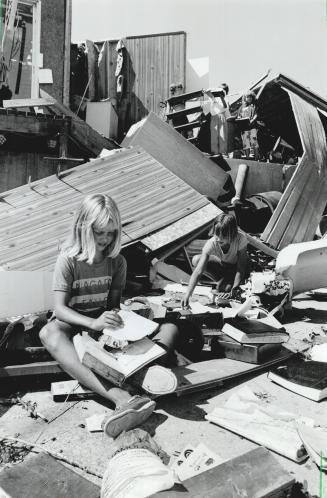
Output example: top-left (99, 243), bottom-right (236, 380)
top-left (172, 443), bottom-right (223, 481)
top-left (206, 386), bottom-right (309, 462)
top-left (297, 424), bottom-right (327, 469)
top-left (86, 412), bottom-right (109, 432)
top-left (164, 283), bottom-right (212, 298)
top-left (103, 310), bottom-right (158, 341)
top-left (310, 343), bottom-right (327, 362)
top-left (188, 302), bottom-right (217, 314)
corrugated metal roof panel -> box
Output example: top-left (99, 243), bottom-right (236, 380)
top-left (0, 146), bottom-right (216, 271)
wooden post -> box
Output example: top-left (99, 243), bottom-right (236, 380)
top-left (63, 0), bottom-right (72, 107)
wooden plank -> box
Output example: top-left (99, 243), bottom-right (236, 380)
top-left (3, 97), bottom-right (56, 109)
top-left (142, 203), bottom-right (219, 252)
top-left (108, 32), bottom-right (186, 135)
top-left (0, 113), bottom-right (66, 135)
top-left (85, 40), bottom-right (98, 102)
top-left (167, 89), bottom-right (224, 106)
top-left (0, 361), bottom-right (62, 377)
top-left (243, 231), bottom-right (278, 258)
top-left (40, 89), bottom-right (116, 155)
top-left (0, 453), bottom-right (99, 498)
top-left (150, 447), bottom-right (294, 497)
top-left (262, 91), bottom-right (327, 249)
top-left (173, 348), bottom-right (293, 396)
top-left (122, 111), bottom-right (228, 201)
top-left (63, 0), bottom-right (72, 107)
top-left (277, 73), bottom-right (327, 113)
top-left (166, 105), bottom-right (202, 120)
top-left (0, 147), bottom-right (212, 271)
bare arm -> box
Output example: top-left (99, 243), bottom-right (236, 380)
top-left (107, 288), bottom-right (122, 310)
top-left (232, 246), bottom-right (249, 290)
top-left (54, 290), bottom-right (123, 331)
top-left (182, 252), bottom-right (209, 307)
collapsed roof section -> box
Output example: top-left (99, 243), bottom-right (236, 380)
top-left (0, 146), bottom-right (219, 271)
top-left (230, 73), bottom-right (327, 250)
top-left (122, 111), bottom-right (229, 203)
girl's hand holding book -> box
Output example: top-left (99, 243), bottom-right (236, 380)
top-left (92, 310), bottom-right (124, 331)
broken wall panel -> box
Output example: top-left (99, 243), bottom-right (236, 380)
top-left (40, 0), bottom-right (68, 103)
top-left (226, 158), bottom-right (284, 197)
top-left (122, 111), bottom-right (228, 202)
top-left (0, 146), bottom-right (217, 271)
top-left (95, 31), bottom-right (186, 136)
top-left (261, 91), bottom-right (327, 249)
top-left (0, 151), bottom-right (70, 192)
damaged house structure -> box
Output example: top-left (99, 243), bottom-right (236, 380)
top-left (1, 7), bottom-right (327, 496)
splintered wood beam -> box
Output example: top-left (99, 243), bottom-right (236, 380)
top-left (242, 231), bottom-right (278, 258)
top-left (3, 97), bottom-right (57, 109)
top-left (0, 113), bottom-right (67, 135)
top-left (261, 92), bottom-right (327, 249)
top-left (40, 89), bottom-right (117, 155)
top-left (0, 361), bottom-right (62, 377)
top-left (167, 89), bottom-right (224, 106)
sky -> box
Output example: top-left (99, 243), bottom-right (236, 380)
top-left (72, 0), bottom-right (327, 98)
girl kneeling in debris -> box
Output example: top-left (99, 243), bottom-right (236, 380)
top-left (40, 193), bottom-right (179, 438)
top-left (182, 213), bottom-right (249, 307)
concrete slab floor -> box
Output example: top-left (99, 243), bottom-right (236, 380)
top-left (0, 294), bottom-right (327, 497)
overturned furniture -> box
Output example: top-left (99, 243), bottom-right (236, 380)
top-left (275, 238), bottom-right (327, 295)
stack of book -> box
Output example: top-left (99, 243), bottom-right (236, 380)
top-left (216, 315), bottom-right (289, 364)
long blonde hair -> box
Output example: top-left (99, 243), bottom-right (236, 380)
top-left (63, 194), bottom-right (122, 263)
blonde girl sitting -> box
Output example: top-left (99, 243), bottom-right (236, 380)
top-left (40, 193), bottom-right (179, 438)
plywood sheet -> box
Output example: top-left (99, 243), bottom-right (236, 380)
top-left (0, 453), bottom-right (99, 498)
top-left (262, 91), bottom-right (327, 249)
top-left (173, 348), bottom-right (293, 396)
top-left (150, 447), bottom-right (294, 497)
top-left (227, 158), bottom-right (284, 197)
top-left (0, 146), bottom-right (213, 271)
top-left (122, 111), bottom-right (228, 201)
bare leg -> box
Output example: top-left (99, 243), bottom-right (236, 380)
top-left (40, 321), bottom-right (131, 407)
top-left (132, 322), bottom-right (180, 394)
top-left (192, 254), bottom-right (224, 283)
top-left (151, 322), bottom-right (179, 366)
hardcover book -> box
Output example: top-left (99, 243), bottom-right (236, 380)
top-left (268, 359), bottom-right (327, 401)
top-left (222, 316), bottom-right (288, 344)
top-left (213, 334), bottom-right (282, 364)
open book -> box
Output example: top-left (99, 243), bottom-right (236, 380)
top-left (222, 316), bottom-right (289, 344)
top-left (74, 333), bottom-right (165, 386)
top-left (102, 310), bottom-right (159, 342)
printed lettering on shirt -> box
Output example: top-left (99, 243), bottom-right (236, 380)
top-left (73, 276), bottom-right (110, 290)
